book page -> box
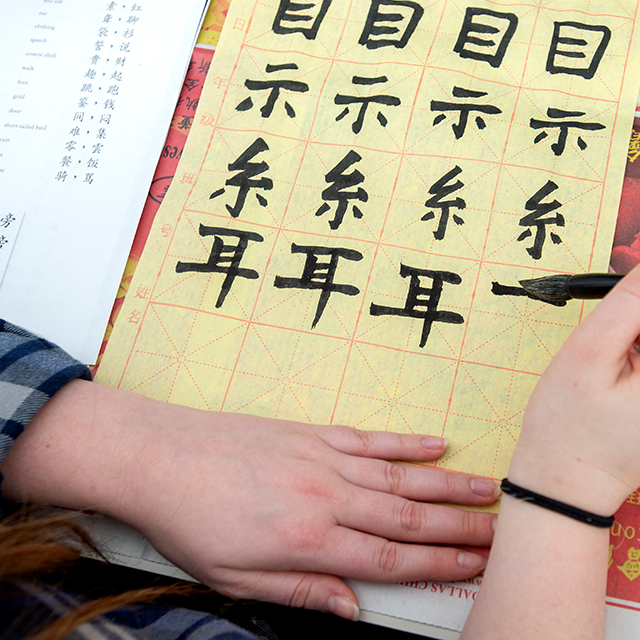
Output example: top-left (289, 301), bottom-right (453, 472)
top-left (96, 0), bottom-right (640, 635)
top-left (0, 0), bottom-right (209, 363)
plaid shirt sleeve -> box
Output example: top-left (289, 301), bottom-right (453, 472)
top-left (0, 319), bottom-right (92, 464)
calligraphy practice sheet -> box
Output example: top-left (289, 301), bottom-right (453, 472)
top-left (0, 0), bottom-right (209, 363)
top-left (97, 0), bottom-right (640, 635)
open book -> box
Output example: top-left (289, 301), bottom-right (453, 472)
top-left (0, 0), bottom-right (210, 363)
top-left (95, 0), bottom-right (640, 637)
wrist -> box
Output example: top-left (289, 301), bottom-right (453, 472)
top-left (508, 440), bottom-right (627, 519)
top-left (0, 380), bottom-right (156, 524)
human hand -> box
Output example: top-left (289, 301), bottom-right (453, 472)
top-left (0, 381), bottom-right (499, 620)
top-left (510, 262), bottom-right (640, 518)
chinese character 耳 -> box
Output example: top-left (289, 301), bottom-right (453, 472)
top-left (370, 265), bottom-right (464, 347)
top-left (274, 244), bottom-right (363, 328)
top-left (175, 226), bottom-right (265, 307)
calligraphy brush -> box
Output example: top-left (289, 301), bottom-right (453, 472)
top-left (518, 273), bottom-right (624, 302)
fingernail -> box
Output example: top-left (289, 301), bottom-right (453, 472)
top-left (457, 551), bottom-right (487, 571)
top-left (470, 478), bottom-right (501, 499)
top-left (421, 436), bottom-right (448, 451)
top-left (491, 516), bottom-right (498, 533)
top-left (326, 595), bottom-right (360, 621)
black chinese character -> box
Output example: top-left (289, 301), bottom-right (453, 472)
top-left (370, 265), bottom-right (464, 347)
top-left (454, 8), bottom-right (518, 68)
top-left (236, 63), bottom-right (309, 118)
top-left (335, 75), bottom-right (401, 133)
top-left (176, 226), bottom-right (265, 308)
top-left (530, 108), bottom-right (606, 156)
top-left (431, 87), bottom-right (502, 139)
top-left (209, 137), bottom-right (274, 218)
top-left (272, 0), bottom-right (332, 40)
top-left (316, 150), bottom-right (368, 230)
top-left (547, 22), bottom-right (611, 79)
top-left (359, 0), bottom-right (424, 50)
top-left (422, 166), bottom-right (466, 241)
top-left (517, 180), bottom-right (564, 260)
top-left (274, 244), bottom-right (363, 329)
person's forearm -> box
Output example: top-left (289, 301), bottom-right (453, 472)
top-left (0, 378), bottom-right (154, 522)
top-left (461, 494), bottom-right (609, 640)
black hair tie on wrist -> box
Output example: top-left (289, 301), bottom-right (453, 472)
top-left (501, 479), bottom-right (615, 528)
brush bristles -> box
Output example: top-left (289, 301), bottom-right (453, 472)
top-left (518, 274), bottom-right (571, 301)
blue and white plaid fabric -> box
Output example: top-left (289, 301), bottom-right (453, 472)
top-left (0, 319), bottom-right (92, 463)
top-left (0, 322), bottom-right (267, 639)
top-left (0, 581), bottom-right (261, 640)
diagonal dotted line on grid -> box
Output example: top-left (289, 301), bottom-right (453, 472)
top-left (218, 4), bottom-right (358, 411)
top-left (343, 342), bottom-right (453, 432)
top-left (443, 367), bottom-right (524, 464)
top-left (327, 0), bottom-right (459, 428)
top-left (539, 0), bottom-right (632, 18)
top-left (435, 0), bottom-right (545, 464)
top-left (231, 327), bottom-right (350, 418)
top-left (383, 156), bottom-right (501, 259)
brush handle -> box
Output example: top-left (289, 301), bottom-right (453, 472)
top-left (567, 273), bottom-right (625, 299)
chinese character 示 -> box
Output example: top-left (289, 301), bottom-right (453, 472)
top-left (175, 226), bottom-right (265, 308)
top-left (209, 137), bottom-right (274, 218)
top-left (236, 63), bottom-right (309, 118)
top-left (274, 244), bottom-right (363, 329)
top-left (546, 21), bottom-right (611, 79)
top-left (432, 86), bottom-right (502, 139)
top-left (272, 0), bottom-right (332, 40)
top-left (454, 7), bottom-right (518, 68)
top-left (422, 166), bottom-right (466, 241)
top-left (517, 180), bottom-right (564, 260)
top-left (316, 150), bottom-right (368, 230)
top-left (359, 0), bottom-right (424, 50)
top-left (335, 75), bottom-right (401, 134)
top-left (530, 108), bottom-right (606, 156)
top-left (370, 265), bottom-right (464, 347)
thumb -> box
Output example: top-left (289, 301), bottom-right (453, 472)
top-left (211, 568), bottom-right (360, 621)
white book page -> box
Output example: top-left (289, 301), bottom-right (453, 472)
top-left (0, 0), bottom-right (209, 363)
